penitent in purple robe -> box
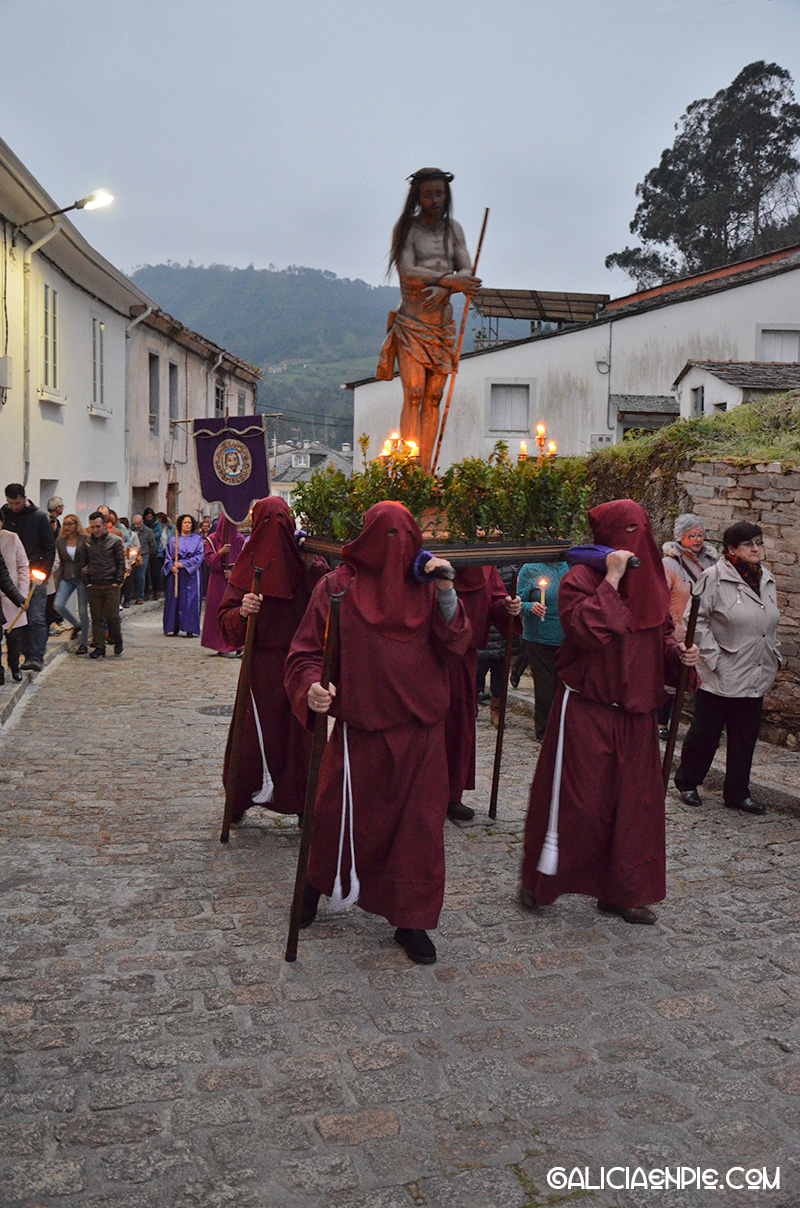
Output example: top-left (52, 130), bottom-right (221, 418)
top-left (163, 534), bottom-right (204, 636)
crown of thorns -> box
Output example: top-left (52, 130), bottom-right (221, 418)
top-left (406, 168), bottom-right (454, 183)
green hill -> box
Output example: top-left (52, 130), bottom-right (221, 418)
top-left (130, 262), bottom-right (401, 443)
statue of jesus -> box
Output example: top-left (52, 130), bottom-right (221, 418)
top-left (376, 168), bottom-right (481, 474)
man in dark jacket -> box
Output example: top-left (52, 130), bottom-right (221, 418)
top-left (1, 483), bottom-right (56, 671)
top-left (82, 511), bottom-right (126, 658)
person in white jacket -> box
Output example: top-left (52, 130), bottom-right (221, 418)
top-left (0, 516), bottom-right (31, 683)
top-left (674, 521), bottom-right (781, 815)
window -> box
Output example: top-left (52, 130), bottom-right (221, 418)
top-left (215, 379), bottom-right (226, 418)
top-left (92, 318), bottom-right (105, 408)
top-left (760, 328), bottom-right (800, 362)
top-left (43, 283), bottom-right (58, 390)
top-left (149, 353), bottom-right (160, 435)
top-left (238, 389), bottom-right (246, 416)
top-left (169, 361), bottom-right (179, 421)
top-left (490, 383), bottom-right (529, 431)
top-left (292, 452), bottom-right (309, 468)
top-left (691, 386), bottom-right (705, 417)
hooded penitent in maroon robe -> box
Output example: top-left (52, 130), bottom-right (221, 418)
top-left (521, 500), bottom-right (691, 911)
top-left (218, 497), bottom-right (328, 821)
top-left (201, 516), bottom-right (246, 653)
top-left (284, 502), bottom-right (472, 930)
top-left (444, 566), bottom-right (519, 805)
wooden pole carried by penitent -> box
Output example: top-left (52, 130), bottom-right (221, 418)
top-left (431, 207), bottom-right (489, 475)
top-left (489, 568), bottom-right (519, 820)
top-left (285, 583), bottom-right (348, 962)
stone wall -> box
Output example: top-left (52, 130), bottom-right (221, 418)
top-left (676, 459), bottom-right (800, 746)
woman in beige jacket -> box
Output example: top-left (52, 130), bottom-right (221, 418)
top-left (0, 516), bottom-right (31, 682)
top-left (674, 521), bottom-right (781, 815)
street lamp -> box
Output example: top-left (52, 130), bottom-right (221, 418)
top-left (12, 189), bottom-right (114, 242)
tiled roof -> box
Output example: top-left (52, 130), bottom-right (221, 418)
top-left (270, 443), bottom-right (353, 484)
top-left (346, 243), bottom-right (800, 387)
top-left (674, 360), bottom-right (800, 390)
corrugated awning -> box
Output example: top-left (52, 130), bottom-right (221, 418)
top-left (471, 288), bottom-right (609, 324)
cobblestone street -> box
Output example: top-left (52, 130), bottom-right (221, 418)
top-left (2, 608), bottom-right (800, 1208)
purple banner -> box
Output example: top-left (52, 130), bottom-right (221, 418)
top-left (193, 416), bottom-right (270, 524)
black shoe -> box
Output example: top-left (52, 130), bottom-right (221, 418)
top-left (300, 884), bottom-right (321, 929)
top-left (89, 647), bottom-right (105, 659)
top-left (447, 801), bottom-right (475, 822)
top-left (678, 788), bottom-right (702, 807)
top-left (510, 670), bottom-right (521, 689)
top-left (726, 797), bottom-right (767, 815)
top-left (394, 927), bottom-right (436, 964)
top-left (0, 667), bottom-right (4, 686)
top-left (659, 727), bottom-right (669, 741)
top-left (114, 640), bottom-right (123, 656)
top-left (21, 660), bottom-right (43, 672)
top-left (11, 669), bottom-right (23, 682)
top-left (597, 900), bottom-right (658, 925)
top-left (75, 645), bottom-right (88, 656)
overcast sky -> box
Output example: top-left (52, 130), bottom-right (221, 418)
top-left (4, 0), bottom-right (800, 298)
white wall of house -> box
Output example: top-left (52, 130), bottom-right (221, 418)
top-left (128, 323), bottom-right (258, 521)
top-left (0, 236), bottom-right (135, 521)
top-left (353, 260), bottom-right (800, 468)
top-left (673, 367), bottom-right (744, 417)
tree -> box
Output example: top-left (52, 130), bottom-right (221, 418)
top-left (607, 61), bottom-right (800, 287)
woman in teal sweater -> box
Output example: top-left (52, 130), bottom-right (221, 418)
top-left (517, 561), bottom-right (569, 739)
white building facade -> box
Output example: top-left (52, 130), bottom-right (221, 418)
top-left (352, 247), bottom-right (800, 467)
top-left (128, 312), bottom-right (260, 521)
top-left (0, 137), bottom-right (155, 519)
top-left (1, 138), bottom-right (262, 524)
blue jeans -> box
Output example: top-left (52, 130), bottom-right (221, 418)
top-left (23, 581), bottom-right (49, 663)
top-left (54, 578), bottom-right (90, 646)
top-left (133, 555), bottom-right (149, 601)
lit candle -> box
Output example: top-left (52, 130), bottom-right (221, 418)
top-left (547, 440), bottom-right (557, 456)
top-left (7, 569), bottom-right (46, 633)
top-left (538, 577), bottom-right (548, 606)
top-left (519, 440), bottom-right (527, 461)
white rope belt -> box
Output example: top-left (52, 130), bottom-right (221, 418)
top-left (249, 688), bottom-right (275, 804)
top-left (330, 722), bottom-right (360, 911)
top-left (536, 685), bottom-right (573, 876)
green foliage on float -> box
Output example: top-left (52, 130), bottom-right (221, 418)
top-left (291, 437), bottom-right (590, 543)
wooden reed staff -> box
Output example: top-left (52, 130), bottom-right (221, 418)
top-left (431, 207), bottom-right (489, 475)
top-left (489, 568), bottom-right (519, 820)
top-left (285, 585), bottom-right (345, 963)
top-left (219, 565), bottom-right (264, 843)
top-left (662, 593), bottom-right (701, 791)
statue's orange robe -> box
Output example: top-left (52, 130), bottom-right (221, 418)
top-left (522, 569), bottom-right (690, 909)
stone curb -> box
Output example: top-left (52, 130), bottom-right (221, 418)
top-left (0, 598), bottom-right (162, 730)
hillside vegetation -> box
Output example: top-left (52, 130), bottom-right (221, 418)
top-left (130, 262), bottom-right (403, 442)
top-left (586, 391), bottom-right (800, 520)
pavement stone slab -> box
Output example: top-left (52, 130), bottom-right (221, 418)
top-left (1, 609), bottom-right (800, 1207)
